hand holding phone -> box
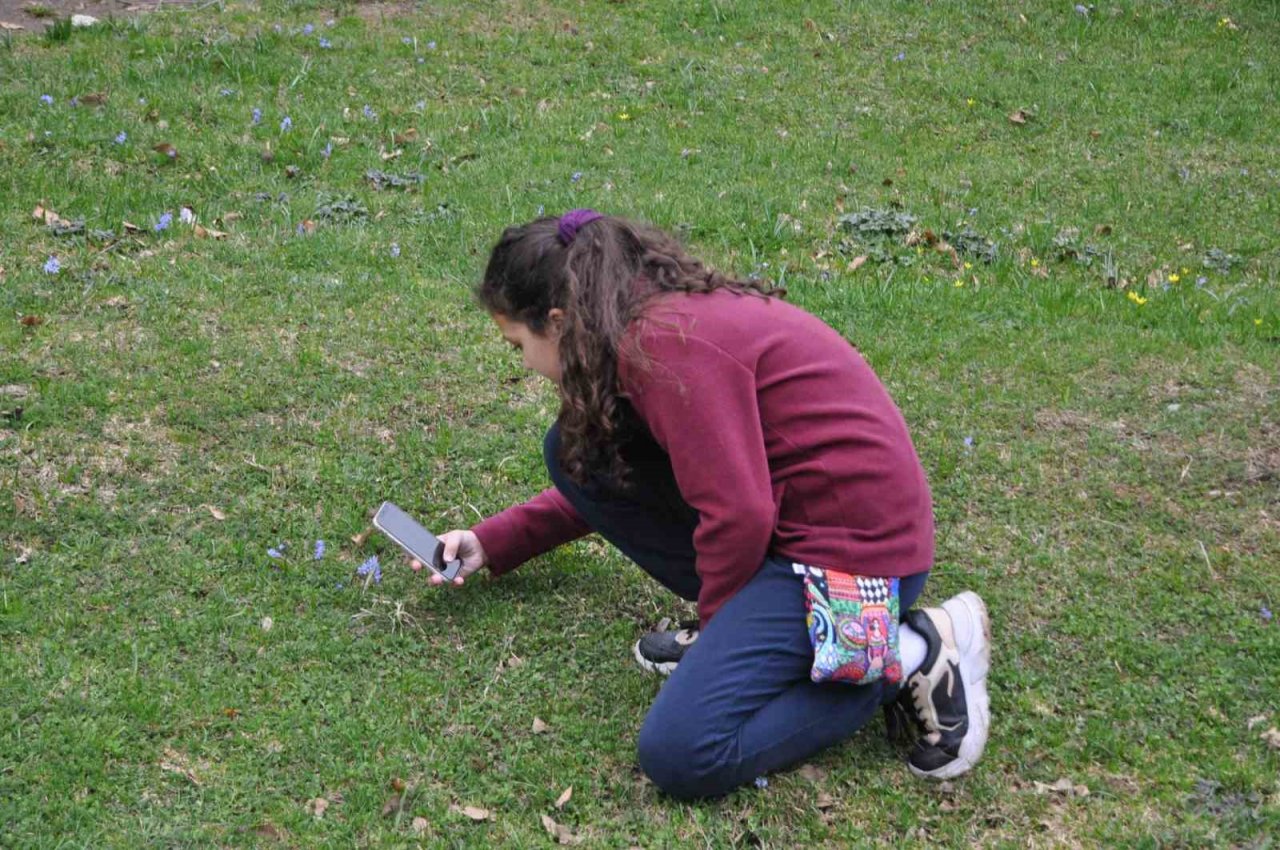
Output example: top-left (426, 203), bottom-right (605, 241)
top-left (413, 529), bottom-right (488, 587)
top-left (372, 501), bottom-right (470, 581)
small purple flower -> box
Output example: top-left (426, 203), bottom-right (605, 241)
top-left (318, 37), bottom-right (331, 48)
top-left (40, 94), bottom-right (53, 105)
top-left (402, 36), bottom-right (412, 45)
top-left (252, 107), bottom-right (262, 125)
top-left (415, 100), bottom-right (426, 111)
top-left (363, 104), bottom-right (376, 120)
top-left (1074, 4), bottom-right (1089, 16)
top-left (219, 88), bottom-right (234, 97)
top-left (280, 115), bottom-right (292, 132)
top-left (967, 207), bottom-right (978, 216)
top-left (322, 142), bottom-right (333, 159)
top-left (963, 435), bottom-right (974, 450)
top-left (893, 51), bottom-right (905, 61)
top-left (302, 23), bottom-right (314, 35)
top-left (335, 582), bottom-right (344, 589)
top-left (314, 539), bottom-right (326, 560)
top-left (754, 777), bottom-right (768, 789)
top-left (114, 131), bottom-right (128, 144)
top-left (357, 555), bottom-right (382, 584)
top-left (43, 256), bottom-right (60, 275)
top-left (296, 223), bottom-right (306, 235)
top-left (571, 171), bottom-right (583, 183)
top-left (154, 212), bottom-right (173, 232)
top-left (1196, 276), bottom-right (1208, 286)
top-left (426, 40), bottom-right (437, 50)
top-left (70, 96), bottom-right (80, 108)
top-left (1263, 606), bottom-right (1274, 622)
top-left (267, 546), bottom-right (284, 559)
top-left (390, 243), bottom-right (401, 258)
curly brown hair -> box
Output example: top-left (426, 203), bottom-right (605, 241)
top-left (477, 214), bottom-right (783, 488)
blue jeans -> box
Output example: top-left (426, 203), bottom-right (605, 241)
top-left (544, 424), bottom-right (929, 800)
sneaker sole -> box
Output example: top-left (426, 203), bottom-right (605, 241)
top-left (632, 640), bottom-right (678, 676)
top-left (910, 591), bottom-right (991, 780)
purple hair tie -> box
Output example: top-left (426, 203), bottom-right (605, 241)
top-left (557, 208), bottom-right (603, 246)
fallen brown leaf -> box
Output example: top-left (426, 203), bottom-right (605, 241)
top-left (20, 315), bottom-right (43, 327)
top-left (846, 255), bottom-right (867, 272)
top-left (541, 814), bottom-right (581, 845)
top-left (555, 786), bottom-right (572, 810)
top-left (205, 505), bottom-right (227, 520)
top-left (391, 777), bottom-right (407, 792)
top-left (450, 804), bottom-right (491, 821)
top-left (299, 219), bottom-right (317, 236)
top-left (1032, 777), bottom-right (1089, 798)
top-left (1008, 109), bottom-right (1030, 125)
top-left (797, 763), bottom-right (828, 783)
top-left (351, 526), bottom-right (373, 546)
top-left (394, 128), bottom-right (419, 144)
top-left (412, 816), bottom-right (428, 834)
top-left (1246, 714), bottom-right (1268, 730)
top-left (380, 147), bottom-right (403, 161)
top-left (194, 225), bottom-right (229, 240)
top-left (306, 797), bottom-right (329, 818)
top-left (1, 21), bottom-right (25, 30)
top-left (78, 91), bottom-right (109, 106)
top-left (153, 142), bottom-right (178, 160)
top-left (15, 545), bottom-right (33, 565)
top-left (1261, 728), bottom-right (1280, 749)
top-left (32, 204), bottom-right (72, 228)
top-left (816, 791), bottom-right (835, 810)
top-left (381, 794), bottom-right (402, 817)
top-left (122, 221), bottom-right (141, 233)
top-left (159, 748), bottom-right (205, 785)
top-left (532, 717), bottom-right (549, 734)
top-left (220, 211), bottom-right (243, 224)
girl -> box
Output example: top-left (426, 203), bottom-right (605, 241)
top-left (412, 210), bottom-right (991, 800)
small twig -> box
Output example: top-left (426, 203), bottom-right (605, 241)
top-left (1197, 540), bottom-right (1218, 580)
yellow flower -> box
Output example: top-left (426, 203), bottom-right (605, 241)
top-left (1257, 318), bottom-right (1264, 326)
top-left (963, 261), bottom-right (973, 270)
top-left (1180, 267), bottom-right (1189, 274)
top-left (966, 97), bottom-right (975, 108)
top-left (954, 279), bottom-right (965, 288)
top-left (1127, 291), bottom-right (1148, 306)
top-left (1168, 273), bottom-right (1180, 283)
top-left (1030, 257), bottom-right (1040, 268)
top-left (617, 111), bottom-right (632, 121)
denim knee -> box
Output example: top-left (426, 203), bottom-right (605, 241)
top-left (637, 708), bottom-right (735, 801)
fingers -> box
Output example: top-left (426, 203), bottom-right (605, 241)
top-left (410, 559), bottom-right (423, 571)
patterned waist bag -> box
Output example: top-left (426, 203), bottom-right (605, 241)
top-left (793, 564), bottom-right (903, 686)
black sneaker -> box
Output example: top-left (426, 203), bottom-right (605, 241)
top-left (633, 620), bottom-right (698, 675)
top-left (900, 591), bottom-right (991, 779)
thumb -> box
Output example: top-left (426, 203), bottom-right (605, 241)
top-left (441, 533), bottom-right (459, 562)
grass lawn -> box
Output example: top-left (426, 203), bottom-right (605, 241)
top-left (2, 0), bottom-right (1278, 845)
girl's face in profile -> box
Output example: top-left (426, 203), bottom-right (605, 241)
top-left (493, 310), bottom-right (564, 383)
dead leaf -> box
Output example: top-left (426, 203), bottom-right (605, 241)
top-left (412, 816), bottom-right (428, 834)
top-left (382, 795), bottom-right (402, 817)
top-left (797, 763), bottom-right (828, 783)
top-left (555, 786), bottom-right (572, 810)
top-left (816, 791), bottom-right (835, 810)
top-left (306, 797), bottom-right (329, 818)
top-left (194, 224), bottom-right (229, 240)
top-left (351, 526), bottom-right (373, 546)
top-left (223, 707), bottom-right (239, 718)
top-left (205, 505), bottom-right (227, 520)
top-left (846, 255), bottom-right (868, 272)
top-left (1, 21), bottom-right (25, 30)
top-left (32, 204), bottom-right (72, 228)
top-left (394, 128), bottom-right (419, 144)
top-left (15, 545), bottom-right (33, 565)
top-left (532, 717), bottom-right (549, 734)
top-left (285, 165), bottom-right (301, 179)
top-left (1094, 224), bottom-right (1112, 236)
top-left (391, 776), bottom-right (407, 792)
top-left (1032, 777), bottom-right (1089, 798)
top-left (260, 616), bottom-right (273, 632)
top-left (153, 142), bottom-right (178, 160)
top-left (1261, 728), bottom-right (1280, 749)
top-left (254, 822), bottom-right (287, 841)
top-left (122, 221), bottom-right (141, 233)
top-left (450, 804), bottom-right (491, 821)
top-left (78, 91), bottom-right (108, 106)
top-left (220, 211), bottom-right (243, 224)
top-left (1246, 714), bottom-right (1268, 730)
top-left (541, 814), bottom-right (581, 845)
top-left (1008, 109), bottom-right (1030, 125)
top-left (380, 147), bottom-right (404, 161)
top-left (20, 315), bottom-right (43, 327)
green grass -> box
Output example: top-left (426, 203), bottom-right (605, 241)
top-left (2, 0), bottom-right (1278, 845)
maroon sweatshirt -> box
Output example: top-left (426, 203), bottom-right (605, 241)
top-left (472, 289), bottom-right (934, 627)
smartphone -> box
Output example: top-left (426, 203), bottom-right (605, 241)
top-left (371, 501), bottom-right (465, 581)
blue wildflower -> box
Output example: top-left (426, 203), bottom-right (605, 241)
top-left (318, 37), bottom-right (332, 48)
top-left (1195, 276), bottom-right (1208, 287)
top-left (357, 555), bottom-right (382, 584)
top-left (402, 36), bottom-right (412, 45)
top-left (426, 40), bottom-right (437, 50)
top-left (322, 141), bottom-right (333, 159)
top-left (280, 115), bottom-right (292, 132)
top-left (894, 51), bottom-right (905, 61)
top-left (754, 777), bottom-right (768, 789)
top-left (40, 94), bottom-right (53, 105)
top-left (363, 104), bottom-right (376, 120)
top-left (154, 212), bottom-right (173, 232)
top-left (252, 107), bottom-right (262, 125)
top-left (296, 223), bottom-right (306, 235)
top-left (267, 546), bottom-right (284, 559)
top-left (70, 96), bottom-right (80, 107)
top-left (219, 88), bottom-right (234, 97)
top-left (1264, 606), bottom-right (1274, 622)
top-left (43, 256), bottom-right (60, 275)
top-left (1074, 4), bottom-right (1089, 15)
top-left (571, 171), bottom-right (583, 183)
top-left (115, 131), bottom-right (128, 144)
top-left (390, 243), bottom-right (401, 258)
top-left (314, 539), bottom-right (326, 560)
top-left (963, 435), bottom-right (974, 450)
top-left (302, 23), bottom-right (314, 35)
top-left (415, 100), bottom-right (426, 111)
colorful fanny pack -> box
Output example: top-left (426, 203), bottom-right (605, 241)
top-left (794, 564), bottom-right (903, 686)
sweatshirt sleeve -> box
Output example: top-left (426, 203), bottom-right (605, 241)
top-left (621, 331), bottom-right (776, 627)
top-left (471, 487), bottom-right (592, 576)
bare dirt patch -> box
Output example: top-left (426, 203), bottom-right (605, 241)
top-left (0, 0), bottom-right (190, 32)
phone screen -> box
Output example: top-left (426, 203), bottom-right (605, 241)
top-left (372, 501), bottom-right (464, 580)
